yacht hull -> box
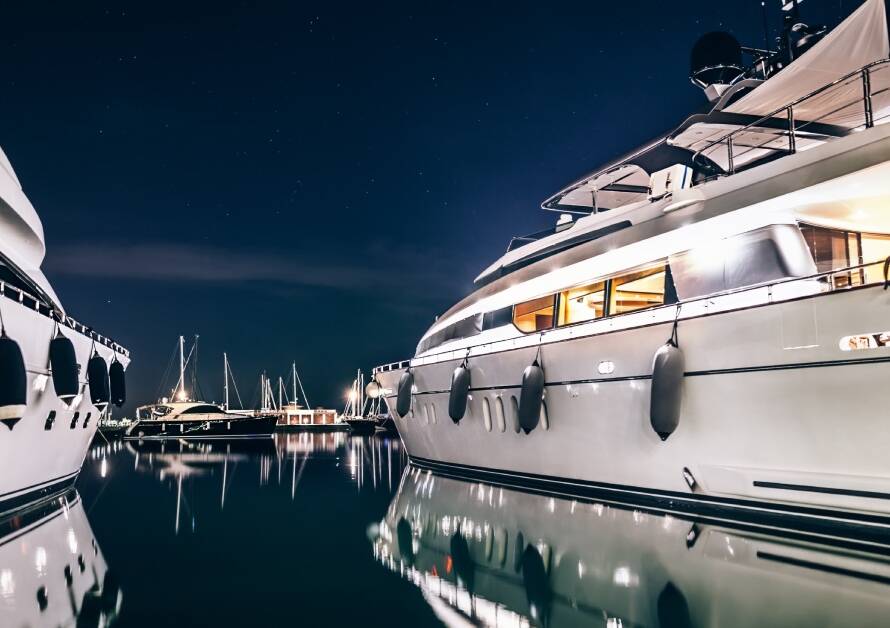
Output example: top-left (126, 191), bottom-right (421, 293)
top-left (376, 284), bottom-right (890, 531)
top-left (124, 414), bottom-right (278, 440)
top-left (0, 298), bottom-right (127, 517)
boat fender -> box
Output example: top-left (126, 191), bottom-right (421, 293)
top-left (87, 352), bottom-right (110, 407)
top-left (110, 358), bottom-right (126, 407)
top-left (0, 332), bottom-right (26, 430)
top-left (448, 359), bottom-right (471, 423)
top-left (520, 544), bottom-right (552, 624)
top-left (396, 370), bottom-right (413, 418)
top-left (396, 517), bottom-right (415, 565)
top-left (450, 532), bottom-right (475, 592)
top-left (49, 332), bottom-right (79, 402)
top-left (650, 314), bottom-right (685, 441)
top-left (518, 358), bottom-right (545, 434)
top-left (657, 582), bottom-right (693, 628)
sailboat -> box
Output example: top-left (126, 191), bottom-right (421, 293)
top-left (254, 362), bottom-right (344, 431)
top-left (126, 336), bottom-right (277, 440)
top-left (341, 370), bottom-right (378, 435)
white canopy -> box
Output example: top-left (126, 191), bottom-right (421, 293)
top-left (726, 0), bottom-right (889, 121)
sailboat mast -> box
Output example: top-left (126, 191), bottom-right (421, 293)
top-left (178, 335), bottom-right (185, 399)
top-left (292, 362), bottom-right (297, 408)
top-left (224, 352), bottom-right (229, 411)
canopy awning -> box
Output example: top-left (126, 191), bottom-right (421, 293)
top-left (726, 0), bottom-right (889, 120)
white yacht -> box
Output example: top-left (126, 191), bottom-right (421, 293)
top-left (0, 144), bottom-right (129, 515)
top-left (374, 0), bottom-right (890, 531)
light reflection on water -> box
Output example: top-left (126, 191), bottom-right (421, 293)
top-left (2, 434), bottom-right (887, 626)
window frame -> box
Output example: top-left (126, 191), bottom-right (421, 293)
top-left (511, 294), bottom-right (557, 333)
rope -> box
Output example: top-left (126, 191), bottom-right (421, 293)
top-left (669, 304), bottom-right (682, 347)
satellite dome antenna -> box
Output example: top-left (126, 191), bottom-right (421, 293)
top-left (689, 31), bottom-right (745, 102)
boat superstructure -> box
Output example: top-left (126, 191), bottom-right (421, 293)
top-left (0, 143), bottom-right (130, 514)
top-left (373, 0), bottom-right (890, 532)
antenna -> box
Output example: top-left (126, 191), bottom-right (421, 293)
top-left (762, 1), bottom-right (771, 51)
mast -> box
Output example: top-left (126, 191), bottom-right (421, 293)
top-left (178, 335), bottom-right (185, 400)
top-left (278, 376), bottom-right (283, 410)
top-left (224, 352), bottom-right (229, 411)
top-left (292, 362), bottom-right (298, 409)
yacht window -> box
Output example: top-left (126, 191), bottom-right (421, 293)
top-left (558, 281), bottom-right (606, 326)
top-left (800, 224), bottom-right (890, 286)
top-left (609, 266), bottom-right (669, 315)
top-left (861, 233), bottom-right (890, 284)
top-left (800, 224), bottom-right (852, 272)
top-left (513, 295), bottom-right (555, 332)
top-left (181, 404), bottom-right (222, 414)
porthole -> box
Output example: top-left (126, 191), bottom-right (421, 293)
top-left (495, 397), bottom-right (506, 433)
top-left (509, 396), bottom-right (521, 434)
top-left (70, 412), bottom-right (80, 429)
top-left (83, 412), bottom-right (92, 429)
top-left (44, 411), bottom-right (56, 431)
top-left (430, 404), bottom-right (437, 424)
top-left (540, 400), bottom-right (550, 431)
top-left (421, 405), bottom-right (429, 425)
top-left (482, 398), bottom-right (492, 432)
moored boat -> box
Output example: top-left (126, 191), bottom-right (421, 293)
top-left (373, 0), bottom-right (890, 533)
top-left (126, 336), bottom-right (275, 440)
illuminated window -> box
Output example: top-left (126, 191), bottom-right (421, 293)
top-left (861, 233), bottom-right (890, 285)
top-left (610, 266), bottom-right (668, 315)
top-left (558, 281), bottom-right (606, 326)
top-left (513, 295), bottom-right (555, 332)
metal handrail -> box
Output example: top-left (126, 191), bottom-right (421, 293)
top-left (693, 58), bottom-right (890, 175)
top-left (374, 257), bottom-right (889, 372)
top-left (0, 280), bottom-right (129, 357)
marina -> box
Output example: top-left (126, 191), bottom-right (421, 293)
top-left (2, 0), bottom-right (890, 625)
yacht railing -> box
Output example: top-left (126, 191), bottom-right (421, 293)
top-left (693, 58), bottom-right (890, 176)
top-left (0, 280), bottom-right (129, 357)
top-left (373, 256), bottom-right (890, 374)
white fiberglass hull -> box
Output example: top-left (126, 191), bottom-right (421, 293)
top-left (0, 297), bottom-right (127, 514)
top-left (376, 283), bottom-right (890, 529)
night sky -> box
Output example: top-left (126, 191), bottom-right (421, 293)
top-left (0, 1), bottom-right (860, 413)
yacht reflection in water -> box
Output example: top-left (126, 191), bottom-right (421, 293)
top-left (0, 491), bottom-right (120, 627)
top-left (374, 467), bottom-right (890, 627)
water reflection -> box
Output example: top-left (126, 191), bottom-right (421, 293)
top-left (0, 491), bottom-right (119, 627)
top-left (374, 467), bottom-right (890, 627)
top-left (88, 433), bottom-right (407, 535)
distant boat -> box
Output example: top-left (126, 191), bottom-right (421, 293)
top-left (247, 361), bottom-right (346, 431)
top-left (126, 336), bottom-right (276, 440)
top-left (341, 369), bottom-right (377, 435)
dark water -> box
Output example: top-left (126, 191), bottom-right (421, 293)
top-left (7, 432), bottom-right (890, 627)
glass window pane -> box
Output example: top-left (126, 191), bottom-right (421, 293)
top-left (610, 266), bottom-right (667, 315)
top-left (558, 281), bottom-right (606, 326)
top-left (861, 233), bottom-right (890, 284)
top-left (513, 295), bottom-right (554, 332)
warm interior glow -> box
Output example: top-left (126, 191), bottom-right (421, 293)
top-left (610, 266), bottom-right (667, 315)
top-left (513, 295), bottom-right (555, 332)
top-left (558, 281), bottom-right (605, 325)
